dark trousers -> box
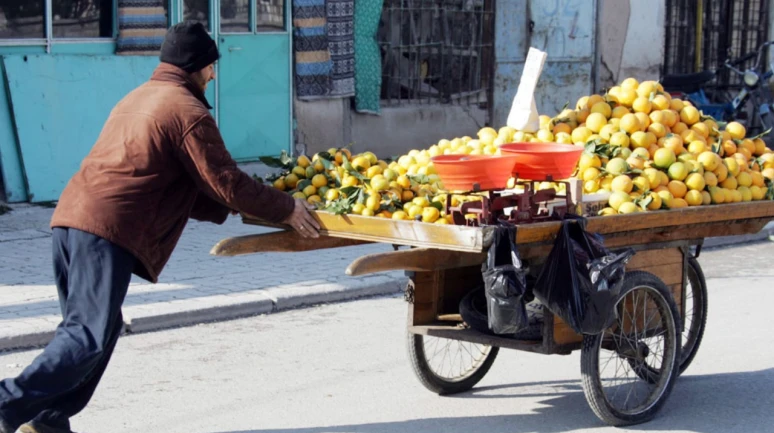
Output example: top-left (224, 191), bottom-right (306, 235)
top-left (0, 228), bottom-right (135, 430)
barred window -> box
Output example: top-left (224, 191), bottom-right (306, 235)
top-left (664, 0), bottom-right (769, 92)
top-left (378, 0), bottom-right (494, 106)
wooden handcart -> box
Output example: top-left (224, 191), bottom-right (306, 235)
top-left (211, 201), bottom-right (774, 426)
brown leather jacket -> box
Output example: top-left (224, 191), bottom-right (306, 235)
top-left (50, 63), bottom-right (294, 283)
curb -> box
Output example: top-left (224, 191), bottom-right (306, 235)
top-left (0, 277), bottom-right (407, 353)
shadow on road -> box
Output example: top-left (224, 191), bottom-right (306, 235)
top-left (210, 368), bottom-right (773, 433)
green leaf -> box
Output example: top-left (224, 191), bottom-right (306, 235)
top-left (408, 174), bottom-right (431, 186)
top-left (340, 186), bottom-right (359, 198)
top-left (321, 158), bottom-right (335, 171)
top-left (584, 142), bottom-right (597, 155)
top-left (712, 142), bottom-right (722, 155)
top-left (430, 201), bottom-right (443, 211)
top-left (751, 128), bottom-right (773, 140)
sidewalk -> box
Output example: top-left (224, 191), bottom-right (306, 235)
top-left (1, 203), bottom-right (772, 353)
top-left (0, 204), bottom-right (406, 352)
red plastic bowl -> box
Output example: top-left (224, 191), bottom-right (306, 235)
top-left (431, 154), bottom-right (519, 191)
top-left (499, 142), bottom-right (584, 180)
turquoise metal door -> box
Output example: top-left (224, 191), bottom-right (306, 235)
top-left (216, 0), bottom-right (291, 161)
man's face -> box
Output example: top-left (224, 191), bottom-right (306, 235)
top-left (193, 63), bottom-right (216, 92)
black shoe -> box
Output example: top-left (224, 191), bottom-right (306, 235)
top-left (19, 420), bottom-right (76, 433)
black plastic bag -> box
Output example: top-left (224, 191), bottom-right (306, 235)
top-left (481, 223), bottom-right (530, 335)
top-left (533, 214), bottom-right (634, 335)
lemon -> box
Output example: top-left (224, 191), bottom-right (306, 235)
top-left (725, 121), bottom-right (746, 140)
top-left (750, 185), bottom-right (765, 200)
top-left (297, 155), bottom-right (311, 168)
top-left (657, 190), bottom-right (674, 208)
top-left (392, 211), bottom-right (408, 220)
top-left (609, 191), bottom-right (632, 211)
top-left (572, 126), bottom-right (594, 144)
top-left (632, 175), bottom-right (650, 192)
top-left (586, 112), bottom-right (608, 133)
top-left (365, 195), bottom-right (381, 211)
top-left (670, 198), bottom-right (689, 209)
top-left (302, 185), bottom-right (317, 197)
top-left (738, 186), bottom-right (753, 202)
top-left (685, 172), bottom-right (706, 191)
top-left (342, 176), bottom-right (359, 187)
top-left (584, 179), bottom-right (601, 193)
top-left (653, 148), bottom-right (677, 169)
top-left (620, 113), bottom-right (641, 134)
top-left (646, 192), bottom-right (663, 210)
top-left (284, 173), bottom-right (300, 189)
top-left (720, 176), bottom-right (738, 190)
top-left (412, 196), bottom-right (431, 208)
top-left (272, 178), bottom-right (286, 191)
top-left (421, 207), bottom-right (440, 223)
top-left (605, 158), bottom-right (629, 176)
top-left (292, 166), bottom-right (306, 178)
top-left (611, 175), bottom-right (634, 193)
top-left (326, 188), bottom-right (340, 201)
top-left (292, 191), bottom-right (307, 200)
top-left (617, 88), bottom-right (638, 107)
top-left (307, 195), bottom-right (322, 205)
top-left (407, 205), bottom-right (423, 219)
top-left (736, 171), bottom-right (753, 188)
top-left (311, 174), bottom-right (328, 188)
top-left (352, 203), bottom-right (366, 214)
top-left (632, 96), bottom-right (652, 114)
top-left (668, 180), bottom-right (688, 198)
top-left (591, 101), bottom-right (612, 118)
top-left (667, 162), bottom-right (688, 181)
top-left (680, 106), bottom-right (700, 125)
top-left (621, 77), bottom-right (640, 91)
top-left (651, 94), bottom-right (671, 111)
top-left (609, 131), bottom-right (630, 148)
top-left (582, 167), bottom-right (601, 182)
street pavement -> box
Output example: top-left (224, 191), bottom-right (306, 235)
top-left (1, 240), bottom-right (772, 432)
top-left (0, 202), bottom-right (772, 353)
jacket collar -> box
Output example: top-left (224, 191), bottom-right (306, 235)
top-left (150, 63), bottom-right (213, 109)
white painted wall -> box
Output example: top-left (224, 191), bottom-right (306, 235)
top-left (598, 0), bottom-right (666, 89)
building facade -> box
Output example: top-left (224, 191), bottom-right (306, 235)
top-left (1, 0), bottom-right (773, 203)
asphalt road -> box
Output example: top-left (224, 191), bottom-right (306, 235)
top-left (1, 241), bottom-right (773, 433)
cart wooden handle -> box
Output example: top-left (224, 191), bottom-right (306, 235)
top-left (345, 248), bottom-right (487, 276)
top-left (210, 230), bottom-right (369, 256)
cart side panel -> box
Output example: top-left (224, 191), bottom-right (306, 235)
top-left (552, 248), bottom-right (685, 345)
top-left (408, 266), bottom-right (483, 326)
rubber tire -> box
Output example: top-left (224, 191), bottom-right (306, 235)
top-left (458, 288), bottom-right (493, 335)
top-left (679, 256), bottom-right (708, 375)
top-left (406, 330), bottom-right (499, 395)
top-left (580, 271), bottom-right (682, 427)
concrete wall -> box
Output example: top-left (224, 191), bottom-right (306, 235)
top-left (295, 99), bottom-right (487, 160)
top-left (598, 0), bottom-right (666, 90)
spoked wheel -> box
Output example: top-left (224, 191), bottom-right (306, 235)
top-left (407, 331), bottom-right (499, 395)
top-left (679, 256), bottom-right (708, 375)
top-left (628, 256), bottom-right (708, 380)
top-left (581, 271), bottom-right (682, 426)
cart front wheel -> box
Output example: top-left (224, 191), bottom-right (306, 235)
top-left (581, 271), bottom-right (682, 426)
top-left (407, 331), bottom-right (498, 395)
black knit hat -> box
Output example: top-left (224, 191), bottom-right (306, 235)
top-left (160, 21), bottom-right (220, 73)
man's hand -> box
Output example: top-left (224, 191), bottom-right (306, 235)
top-left (282, 199), bottom-right (321, 238)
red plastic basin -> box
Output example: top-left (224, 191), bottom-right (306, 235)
top-left (499, 142), bottom-right (584, 180)
top-left (431, 154), bottom-right (519, 191)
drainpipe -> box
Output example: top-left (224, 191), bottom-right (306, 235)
top-left (695, 0), bottom-right (703, 72)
